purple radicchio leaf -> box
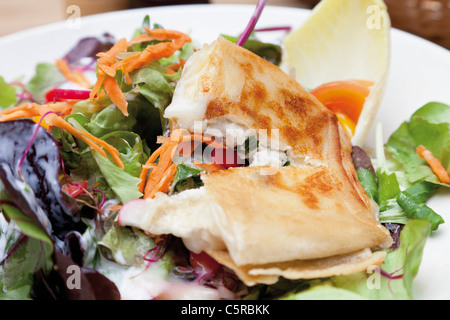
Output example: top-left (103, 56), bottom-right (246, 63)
top-left (31, 234), bottom-right (121, 300)
top-left (0, 119), bottom-right (85, 250)
top-left (64, 33), bottom-right (116, 64)
top-left (351, 145), bottom-right (377, 177)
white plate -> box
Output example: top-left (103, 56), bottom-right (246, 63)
top-left (0, 4), bottom-right (449, 300)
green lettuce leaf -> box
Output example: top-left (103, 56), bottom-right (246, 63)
top-left (169, 163), bottom-right (204, 195)
top-left (0, 214), bottom-right (53, 300)
top-left (129, 66), bottom-right (175, 130)
top-left (26, 63), bottom-right (65, 103)
top-left (385, 102), bottom-right (450, 188)
top-left (356, 169), bottom-right (378, 202)
top-left (86, 104), bottom-right (137, 138)
top-left (375, 122), bottom-right (444, 229)
top-left (91, 151), bottom-right (142, 204)
top-left (101, 131), bottom-right (149, 178)
top-left (99, 225), bottom-right (155, 266)
top-left (283, 220), bottom-right (432, 300)
top-left (0, 76), bottom-right (17, 108)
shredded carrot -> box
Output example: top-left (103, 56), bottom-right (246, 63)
top-left (55, 59), bottom-right (92, 89)
top-left (46, 114), bottom-right (107, 157)
top-left (138, 145), bottom-right (164, 192)
top-left (140, 128), bottom-right (233, 199)
top-left (0, 110), bottom-right (35, 121)
top-left (105, 204), bottom-right (123, 211)
top-left (143, 28), bottom-right (191, 44)
top-left (90, 72), bottom-right (105, 102)
top-left (103, 75), bottom-right (129, 117)
top-left (127, 33), bottom-right (156, 46)
top-left (115, 29), bottom-right (191, 74)
top-left (124, 71), bottom-right (133, 86)
top-left (416, 145), bottom-right (450, 184)
top-left (77, 127), bottom-right (124, 170)
top-left (89, 39), bottom-right (128, 113)
top-left (90, 32), bottom-right (190, 117)
top-left (0, 102), bottom-right (73, 121)
top-left (46, 115), bottom-right (124, 169)
top-left (0, 102), bottom-right (124, 169)
top-left (145, 163), bottom-right (178, 199)
top-left (97, 38), bottom-right (128, 77)
top-left (165, 58), bottom-right (186, 75)
top-left (143, 140), bottom-right (179, 199)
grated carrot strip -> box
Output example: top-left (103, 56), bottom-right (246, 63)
top-left (416, 145), bottom-right (450, 184)
top-left (0, 103), bottom-right (34, 115)
top-left (140, 128), bottom-right (233, 199)
top-left (77, 128), bottom-right (124, 169)
top-left (0, 101), bottom-right (124, 170)
top-left (145, 163), bottom-right (177, 199)
top-left (0, 110), bottom-right (37, 122)
top-left (55, 59), bottom-right (92, 89)
top-left (127, 33), bottom-right (155, 46)
top-left (96, 38), bottom-right (128, 77)
top-left (0, 102), bottom-right (73, 122)
top-left (138, 145), bottom-right (164, 192)
top-left (143, 141), bottom-right (179, 198)
top-left (90, 72), bottom-right (106, 102)
top-left (45, 114), bottom-right (107, 158)
top-left (103, 76), bottom-right (128, 116)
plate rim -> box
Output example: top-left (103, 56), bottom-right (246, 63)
top-left (1, 3), bottom-right (449, 56)
top-left (0, 2), bottom-right (448, 300)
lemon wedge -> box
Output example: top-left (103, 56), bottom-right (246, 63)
top-left (282, 0), bottom-right (391, 147)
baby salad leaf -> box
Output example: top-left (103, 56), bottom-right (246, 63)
top-left (374, 122), bottom-right (444, 230)
top-left (86, 104), bottom-right (137, 138)
top-left (169, 163), bottom-right (204, 195)
top-left (377, 169), bottom-right (401, 210)
top-left (26, 63), bottom-right (65, 103)
top-left (397, 192), bottom-right (444, 231)
top-left (99, 225), bottom-right (155, 266)
top-left (0, 216), bottom-right (53, 300)
top-left (130, 66), bottom-right (175, 122)
top-left (0, 120), bottom-right (85, 246)
top-left (324, 219), bottom-right (433, 300)
top-left (0, 190), bottom-right (52, 245)
top-left (91, 151), bottom-right (142, 204)
top-left (412, 101), bottom-right (450, 124)
top-left (101, 131), bottom-right (149, 178)
top-left (63, 33), bottom-right (115, 65)
top-left (386, 102), bottom-right (450, 188)
top-left (356, 169), bottom-right (378, 203)
top-left (0, 76), bottom-right (17, 108)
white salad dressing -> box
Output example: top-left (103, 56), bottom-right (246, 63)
top-left (95, 258), bottom-right (222, 300)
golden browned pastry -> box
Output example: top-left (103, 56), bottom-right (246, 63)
top-left (119, 37), bottom-right (392, 286)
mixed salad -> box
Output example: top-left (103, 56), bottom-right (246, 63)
top-left (0, 2), bottom-right (449, 300)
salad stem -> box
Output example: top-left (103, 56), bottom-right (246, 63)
top-left (0, 233), bottom-right (27, 266)
top-left (18, 111), bottom-right (62, 176)
top-left (236, 0), bottom-right (268, 47)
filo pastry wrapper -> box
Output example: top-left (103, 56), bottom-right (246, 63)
top-left (119, 37), bottom-right (392, 286)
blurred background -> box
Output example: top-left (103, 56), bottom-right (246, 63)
top-left (0, 0), bottom-right (449, 49)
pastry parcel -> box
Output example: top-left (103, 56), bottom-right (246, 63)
top-left (119, 37), bottom-right (392, 286)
